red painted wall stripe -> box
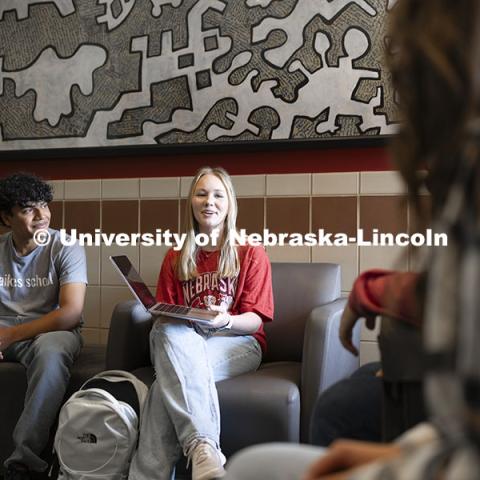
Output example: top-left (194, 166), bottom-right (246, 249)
top-left (0, 146), bottom-right (393, 179)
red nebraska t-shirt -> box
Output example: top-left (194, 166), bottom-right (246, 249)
top-left (156, 245), bottom-right (274, 354)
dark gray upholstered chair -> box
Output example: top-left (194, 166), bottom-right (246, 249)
top-left (0, 344), bottom-right (106, 475)
top-left (379, 316), bottom-right (427, 441)
top-left (106, 262), bottom-right (360, 457)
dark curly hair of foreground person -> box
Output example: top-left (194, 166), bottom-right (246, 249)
top-left (0, 173), bottom-right (53, 226)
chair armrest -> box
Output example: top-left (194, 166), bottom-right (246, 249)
top-left (301, 297), bottom-right (360, 439)
top-left (105, 300), bottom-right (153, 371)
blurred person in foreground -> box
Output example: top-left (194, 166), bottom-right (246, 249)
top-left (225, 0), bottom-right (480, 478)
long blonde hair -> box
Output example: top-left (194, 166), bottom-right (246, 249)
top-left (177, 167), bottom-right (240, 281)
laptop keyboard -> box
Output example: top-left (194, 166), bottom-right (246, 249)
top-left (152, 303), bottom-right (191, 314)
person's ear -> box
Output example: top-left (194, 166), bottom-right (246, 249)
top-left (0, 211), bottom-right (12, 228)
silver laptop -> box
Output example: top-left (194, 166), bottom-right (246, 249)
top-left (109, 255), bottom-right (218, 326)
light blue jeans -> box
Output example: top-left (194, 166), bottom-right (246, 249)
top-left (3, 329), bottom-right (82, 472)
top-left (128, 318), bottom-right (263, 480)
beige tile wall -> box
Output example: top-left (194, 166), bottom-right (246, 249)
top-left (47, 172), bottom-right (424, 364)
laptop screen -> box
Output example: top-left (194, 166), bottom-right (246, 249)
top-left (110, 255), bottom-right (156, 310)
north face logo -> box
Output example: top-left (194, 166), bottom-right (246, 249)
top-left (77, 433), bottom-right (97, 444)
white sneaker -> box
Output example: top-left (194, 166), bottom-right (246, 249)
top-left (190, 441), bottom-right (226, 480)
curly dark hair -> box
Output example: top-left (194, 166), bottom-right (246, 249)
top-left (0, 173), bottom-right (53, 226)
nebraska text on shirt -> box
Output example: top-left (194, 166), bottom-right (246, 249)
top-left (182, 272), bottom-right (237, 306)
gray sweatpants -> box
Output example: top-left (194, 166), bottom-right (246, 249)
top-left (3, 329), bottom-right (82, 472)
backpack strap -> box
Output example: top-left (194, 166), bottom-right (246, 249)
top-left (64, 388), bottom-right (136, 427)
top-left (80, 370), bottom-right (148, 413)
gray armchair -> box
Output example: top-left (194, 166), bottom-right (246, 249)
top-left (106, 262), bottom-right (360, 456)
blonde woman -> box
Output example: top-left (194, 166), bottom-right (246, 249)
top-left (128, 167), bottom-right (274, 480)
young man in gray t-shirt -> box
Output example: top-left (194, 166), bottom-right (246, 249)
top-left (0, 173), bottom-right (87, 480)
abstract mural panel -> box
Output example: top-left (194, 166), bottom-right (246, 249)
top-left (0, 0), bottom-right (398, 151)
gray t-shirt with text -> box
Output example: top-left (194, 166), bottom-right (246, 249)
top-left (0, 229), bottom-right (87, 326)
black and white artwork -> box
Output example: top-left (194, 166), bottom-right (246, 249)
top-left (0, 0), bottom-right (398, 151)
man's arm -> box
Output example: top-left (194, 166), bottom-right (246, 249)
top-left (0, 282), bottom-right (86, 356)
top-left (302, 423), bottom-right (439, 480)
